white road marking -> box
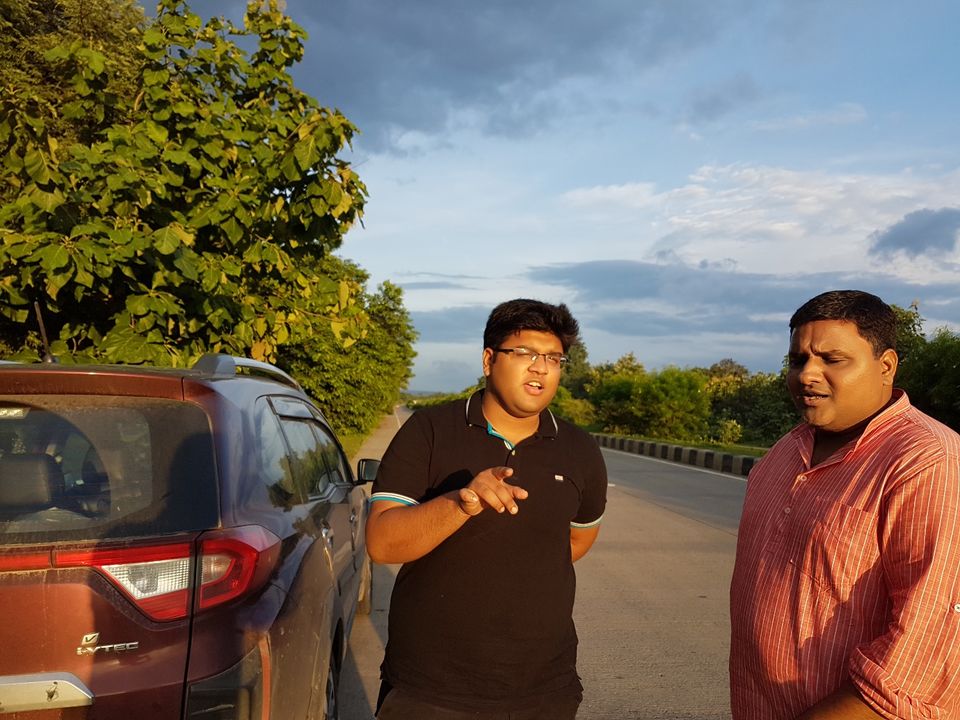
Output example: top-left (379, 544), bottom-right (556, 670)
top-left (602, 446), bottom-right (750, 482)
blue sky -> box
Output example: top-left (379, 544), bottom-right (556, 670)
top-left (193, 0), bottom-right (960, 392)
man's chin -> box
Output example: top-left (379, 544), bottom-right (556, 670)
top-left (800, 409), bottom-right (832, 429)
top-left (516, 397), bottom-right (553, 416)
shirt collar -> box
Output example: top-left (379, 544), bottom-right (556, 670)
top-left (464, 389), bottom-right (559, 439)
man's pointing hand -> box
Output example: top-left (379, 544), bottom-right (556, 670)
top-left (458, 466), bottom-right (529, 516)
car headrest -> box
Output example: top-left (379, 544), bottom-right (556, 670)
top-left (0, 454), bottom-right (63, 510)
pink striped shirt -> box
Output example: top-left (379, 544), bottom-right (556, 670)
top-left (730, 391), bottom-right (960, 719)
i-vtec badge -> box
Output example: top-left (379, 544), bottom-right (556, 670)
top-left (76, 632), bottom-right (139, 656)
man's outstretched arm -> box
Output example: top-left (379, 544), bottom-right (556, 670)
top-left (366, 466), bottom-right (529, 564)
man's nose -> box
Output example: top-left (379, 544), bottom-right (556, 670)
top-left (529, 354), bottom-right (550, 372)
top-left (797, 358), bottom-right (823, 383)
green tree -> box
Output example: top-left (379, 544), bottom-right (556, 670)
top-left (549, 385), bottom-right (596, 427)
top-left (891, 302), bottom-right (927, 385)
top-left (559, 340), bottom-right (591, 399)
top-left (632, 367), bottom-right (711, 442)
top-left (586, 353), bottom-right (646, 433)
top-left (706, 358), bottom-right (749, 380)
top-left (0, 0), bottom-right (144, 150)
top-left (279, 257), bottom-right (417, 436)
top-left (586, 357), bottom-right (710, 440)
top-left (898, 328), bottom-right (960, 432)
top-left (0, 0), bottom-right (367, 365)
top-left (713, 370), bottom-right (797, 446)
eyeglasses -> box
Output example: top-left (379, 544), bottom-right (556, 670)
top-left (492, 346), bottom-right (567, 367)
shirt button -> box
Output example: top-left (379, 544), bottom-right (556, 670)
top-left (954, 603), bottom-right (960, 613)
top-left (798, 475), bottom-right (807, 482)
top-left (783, 507), bottom-right (792, 514)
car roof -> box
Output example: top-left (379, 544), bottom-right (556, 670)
top-left (0, 355), bottom-right (307, 402)
top-left (0, 355), bottom-right (299, 387)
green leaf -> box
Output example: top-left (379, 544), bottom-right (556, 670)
top-left (81, 49), bottom-right (107, 75)
top-left (102, 326), bottom-right (157, 364)
top-left (151, 224), bottom-right (194, 254)
top-left (143, 68), bottom-right (170, 86)
top-left (280, 154), bottom-right (300, 181)
top-left (172, 101), bottom-right (196, 117)
top-left (143, 121), bottom-right (169, 144)
top-left (24, 149), bottom-right (52, 184)
top-left (293, 136), bottom-right (319, 171)
top-left (142, 27), bottom-right (165, 48)
top-left (43, 46), bottom-right (71, 62)
top-left (222, 217), bottom-right (243, 244)
top-left (151, 226), bottom-right (181, 255)
top-left (201, 264), bottom-right (220, 292)
top-left (46, 266), bottom-right (74, 298)
top-left (127, 295), bottom-right (151, 316)
top-left (221, 256), bottom-right (242, 276)
top-left (34, 244), bottom-right (71, 272)
top-left (173, 252), bottom-right (200, 281)
top-left (28, 187), bottom-right (66, 214)
top-left (74, 267), bottom-right (95, 288)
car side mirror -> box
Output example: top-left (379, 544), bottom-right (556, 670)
top-left (355, 458), bottom-right (380, 486)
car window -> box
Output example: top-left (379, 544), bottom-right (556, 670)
top-left (278, 418), bottom-right (333, 500)
top-left (315, 426), bottom-right (350, 486)
top-left (254, 398), bottom-right (298, 508)
top-left (0, 396), bottom-right (217, 544)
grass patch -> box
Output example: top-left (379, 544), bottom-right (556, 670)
top-left (338, 432), bottom-right (365, 461)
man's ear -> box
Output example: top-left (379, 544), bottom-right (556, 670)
top-left (880, 348), bottom-right (899, 386)
top-left (481, 348), bottom-right (494, 377)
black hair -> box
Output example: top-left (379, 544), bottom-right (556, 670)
top-left (483, 299), bottom-right (580, 352)
top-left (789, 290), bottom-right (897, 356)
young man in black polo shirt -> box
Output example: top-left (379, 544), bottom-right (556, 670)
top-left (366, 298), bottom-right (608, 719)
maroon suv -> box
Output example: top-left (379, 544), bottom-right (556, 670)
top-left (0, 355), bottom-right (374, 720)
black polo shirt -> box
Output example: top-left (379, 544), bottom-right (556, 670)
top-left (371, 390), bottom-right (608, 711)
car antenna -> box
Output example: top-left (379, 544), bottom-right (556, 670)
top-left (33, 301), bottom-right (59, 364)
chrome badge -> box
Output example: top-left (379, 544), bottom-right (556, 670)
top-left (76, 632), bottom-right (139, 656)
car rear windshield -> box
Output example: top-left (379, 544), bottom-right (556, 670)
top-left (0, 395), bottom-right (218, 544)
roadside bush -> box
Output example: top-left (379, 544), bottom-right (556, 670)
top-left (710, 418), bottom-right (744, 445)
top-left (549, 385), bottom-right (596, 427)
top-left (632, 367), bottom-right (710, 442)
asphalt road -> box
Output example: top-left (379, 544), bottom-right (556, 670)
top-left (342, 413), bottom-right (747, 720)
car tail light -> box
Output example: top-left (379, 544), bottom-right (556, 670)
top-left (54, 542), bottom-right (195, 621)
top-left (46, 526), bottom-right (281, 622)
top-left (197, 526), bottom-right (281, 611)
top-left (0, 550), bottom-right (52, 571)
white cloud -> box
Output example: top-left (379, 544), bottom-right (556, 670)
top-left (558, 164), bottom-right (960, 281)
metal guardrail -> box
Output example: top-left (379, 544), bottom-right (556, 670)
top-left (591, 433), bottom-right (758, 476)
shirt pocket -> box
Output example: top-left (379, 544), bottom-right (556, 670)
top-left (794, 499), bottom-right (880, 601)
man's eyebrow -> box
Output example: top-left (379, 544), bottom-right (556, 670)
top-left (792, 347), bottom-right (847, 357)
top-left (516, 345), bottom-right (563, 354)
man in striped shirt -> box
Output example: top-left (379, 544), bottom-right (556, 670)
top-left (730, 290), bottom-right (960, 719)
